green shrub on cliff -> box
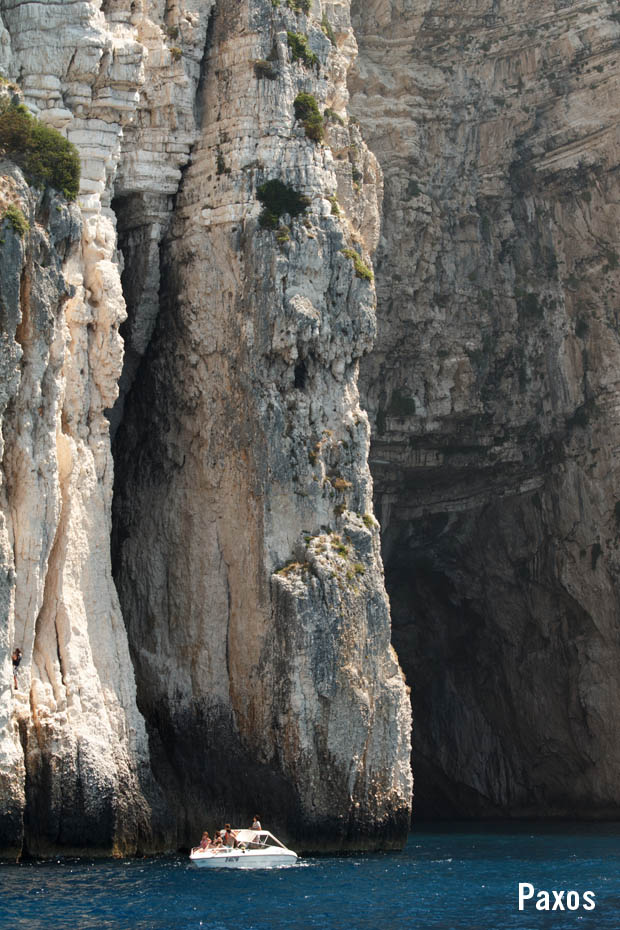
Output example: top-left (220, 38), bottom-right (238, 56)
top-left (25, 122), bottom-right (81, 200)
top-left (254, 58), bottom-right (278, 80)
top-left (341, 247), bottom-right (373, 282)
top-left (321, 13), bottom-right (336, 45)
top-left (327, 194), bottom-right (340, 215)
top-left (287, 31), bottom-right (319, 69)
top-left (3, 204), bottom-right (29, 237)
top-left (324, 107), bottom-right (344, 126)
top-left (293, 92), bottom-right (324, 142)
top-left (0, 101), bottom-right (80, 200)
top-left (257, 178), bottom-right (310, 229)
top-left (286, 0), bottom-right (311, 12)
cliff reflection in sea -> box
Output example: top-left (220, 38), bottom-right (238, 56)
top-left (1, 824), bottom-right (619, 930)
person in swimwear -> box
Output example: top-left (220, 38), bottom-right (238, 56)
top-left (11, 648), bottom-right (21, 690)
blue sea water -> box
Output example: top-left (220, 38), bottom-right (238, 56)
top-left (1, 824), bottom-right (619, 930)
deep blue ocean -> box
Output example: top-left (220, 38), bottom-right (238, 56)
top-left (1, 824), bottom-right (619, 930)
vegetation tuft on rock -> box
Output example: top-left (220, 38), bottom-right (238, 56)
top-left (341, 248), bottom-right (373, 282)
top-left (276, 224), bottom-right (290, 244)
top-left (324, 107), bottom-right (344, 126)
top-left (293, 92), bottom-right (324, 142)
top-left (330, 476), bottom-right (353, 491)
top-left (216, 153), bottom-right (231, 175)
top-left (257, 178), bottom-right (310, 228)
top-left (321, 13), bottom-right (336, 45)
top-left (286, 0), bottom-right (311, 12)
top-left (287, 31), bottom-right (319, 69)
top-left (254, 58), bottom-right (278, 80)
top-left (327, 194), bottom-right (340, 215)
top-left (3, 204), bottom-right (29, 237)
top-left (0, 100), bottom-right (80, 200)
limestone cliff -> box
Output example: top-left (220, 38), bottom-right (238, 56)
top-left (112, 0), bottom-right (411, 851)
top-left (6, 0), bottom-right (618, 853)
top-left (0, 0), bottom-right (411, 858)
top-left (0, 159), bottom-right (152, 858)
top-left (350, 0), bottom-right (620, 817)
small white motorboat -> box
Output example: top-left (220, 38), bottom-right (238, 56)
top-left (189, 829), bottom-right (298, 869)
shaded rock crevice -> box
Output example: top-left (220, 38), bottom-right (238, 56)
top-left (0, 0), bottom-right (215, 857)
top-left (0, 0), bottom-right (412, 858)
top-left (112, 0), bottom-right (411, 852)
top-left (351, 0), bottom-right (620, 819)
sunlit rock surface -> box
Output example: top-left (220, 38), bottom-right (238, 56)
top-left (0, 0), bottom-right (411, 857)
top-left (0, 156), bottom-right (152, 857)
top-left (113, 0), bottom-right (411, 853)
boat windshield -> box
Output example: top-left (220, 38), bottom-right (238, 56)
top-left (234, 829), bottom-right (286, 848)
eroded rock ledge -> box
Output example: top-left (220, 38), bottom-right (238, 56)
top-left (112, 0), bottom-right (411, 852)
top-left (0, 0), bottom-right (411, 857)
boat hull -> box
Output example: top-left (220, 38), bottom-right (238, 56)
top-left (190, 849), bottom-right (297, 869)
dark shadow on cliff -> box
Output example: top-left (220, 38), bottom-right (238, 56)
top-left (375, 479), bottom-right (620, 822)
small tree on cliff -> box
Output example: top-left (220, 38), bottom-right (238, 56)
top-left (0, 100), bottom-right (80, 200)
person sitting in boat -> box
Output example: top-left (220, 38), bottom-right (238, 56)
top-left (252, 815), bottom-right (261, 831)
top-left (223, 824), bottom-right (238, 848)
top-left (211, 831), bottom-right (223, 849)
top-left (191, 831), bottom-right (210, 854)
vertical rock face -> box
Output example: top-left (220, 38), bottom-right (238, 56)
top-left (0, 159), bottom-right (151, 857)
top-left (0, 0), bottom-right (211, 855)
top-left (0, 0), bottom-right (185, 858)
top-left (351, 0), bottom-right (620, 816)
top-left (0, 0), bottom-right (411, 856)
top-left (113, 0), bottom-right (411, 851)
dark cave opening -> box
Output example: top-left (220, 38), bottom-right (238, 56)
top-left (385, 539), bottom-right (504, 821)
top-left (294, 360), bottom-right (307, 390)
top-left (108, 191), bottom-right (169, 440)
top-left (375, 473), bottom-right (618, 823)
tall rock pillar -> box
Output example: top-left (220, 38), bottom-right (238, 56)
top-left (113, 0), bottom-right (412, 850)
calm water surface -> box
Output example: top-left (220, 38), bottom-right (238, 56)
top-left (1, 824), bottom-right (619, 930)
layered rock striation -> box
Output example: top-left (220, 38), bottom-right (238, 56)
top-left (0, 0), bottom-right (411, 857)
top-left (0, 0), bottom-right (197, 855)
top-left (0, 158), bottom-right (152, 857)
top-left (113, 0), bottom-right (411, 851)
top-left (351, 0), bottom-right (620, 817)
top-left (8, 0), bottom-right (619, 852)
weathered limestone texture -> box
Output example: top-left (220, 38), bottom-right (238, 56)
top-left (0, 0), bottom-right (410, 856)
top-left (351, 0), bottom-right (620, 817)
top-left (109, 0), bottom-right (215, 436)
top-left (0, 159), bottom-right (152, 857)
top-left (113, 0), bottom-right (411, 851)
top-left (0, 0), bottom-right (214, 856)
